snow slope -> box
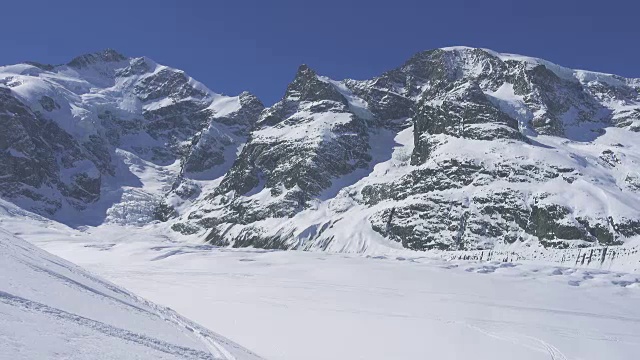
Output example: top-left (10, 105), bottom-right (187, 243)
top-left (5, 219), bottom-right (639, 360)
top-left (0, 223), bottom-right (263, 359)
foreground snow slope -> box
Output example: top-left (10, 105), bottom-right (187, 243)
top-left (0, 225), bottom-right (263, 359)
top-left (4, 214), bottom-right (638, 360)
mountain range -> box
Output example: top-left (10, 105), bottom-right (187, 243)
top-left (2, 47), bottom-right (639, 253)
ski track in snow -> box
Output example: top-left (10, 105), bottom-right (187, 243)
top-left (0, 291), bottom-right (217, 360)
top-left (465, 324), bottom-right (569, 360)
top-left (0, 224), bottom-right (264, 360)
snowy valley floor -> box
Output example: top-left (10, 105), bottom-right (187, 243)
top-left (3, 218), bottom-right (640, 360)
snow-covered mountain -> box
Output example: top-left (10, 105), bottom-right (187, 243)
top-left (181, 47), bottom-right (640, 252)
top-left (0, 224), bottom-right (263, 359)
top-left (2, 47), bottom-right (640, 253)
top-left (0, 49), bottom-right (263, 225)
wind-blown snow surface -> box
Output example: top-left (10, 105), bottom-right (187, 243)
top-left (0, 223), bottom-right (263, 359)
top-left (3, 212), bottom-right (639, 360)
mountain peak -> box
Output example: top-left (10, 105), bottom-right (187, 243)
top-left (67, 49), bottom-right (128, 68)
top-left (284, 64), bottom-right (346, 104)
top-left (292, 63), bottom-right (317, 80)
top-left (239, 90), bottom-right (263, 105)
top-left (296, 63), bottom-right (312, 73)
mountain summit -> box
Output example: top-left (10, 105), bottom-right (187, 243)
top-left (67, 48), bottom-right (128, 68)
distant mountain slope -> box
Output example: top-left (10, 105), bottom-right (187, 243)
top-left (2, 47), bottom-right (640, 252)
top-left (0, 225), bottom-right (263, 359)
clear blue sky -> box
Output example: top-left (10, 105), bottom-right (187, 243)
top-left (2, 0), bottom-right (637, 104)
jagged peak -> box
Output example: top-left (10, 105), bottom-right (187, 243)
top-left (289, 64), bottom-right (319, 84)
top-left (239, 90), bottom-right (258, 99)
top-left (114, 56), bottom-right (157, 77)
top-left (421, 46), bottom-right (637, 86)
top-left (282, 63), bottom-right (347, 105)
top-left (391, 46), bottom-right (620, 86)
top-left (67, 49), bottom-right (128, 68)
top-left (296, 63), bottom-right (314, 74)
top-left (400, 46), bottom-right (498, 72)
top-left (239, 91), bottom-right (263, 105)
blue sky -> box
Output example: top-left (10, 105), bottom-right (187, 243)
top-left (2, 0), bottom-right (637, 104)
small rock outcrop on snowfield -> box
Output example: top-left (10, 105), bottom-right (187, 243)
top-left (2, 47), bottom-right (640, 252)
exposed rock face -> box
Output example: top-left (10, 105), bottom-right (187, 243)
top-left (0, 88), bottom-right (100, 214)
top-left (2, 46), bottom-right (640, 252)
top-left (67, 49), bottom-right (128, 68)
top-left (213, 65), bottom-right (370, 216)
top-left (181, 91), bottom-right (264, 174)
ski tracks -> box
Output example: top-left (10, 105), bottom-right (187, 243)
top-left (0, 290), bottom-right (220, 360)
top-left (120, 286), bottom-right (263, 360)
top-left (465, 322), bottom-right (568, 360)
